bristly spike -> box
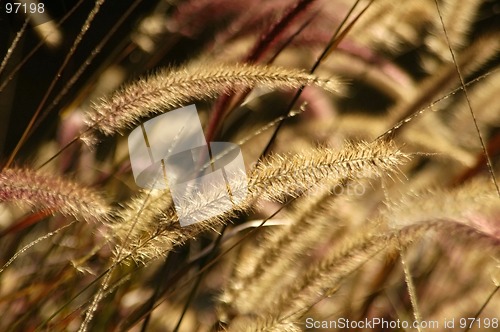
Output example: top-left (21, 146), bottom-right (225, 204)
top-left (81, 62), bottom-right (341, 145)
top-left (110, 139), bottom-right (409, 263)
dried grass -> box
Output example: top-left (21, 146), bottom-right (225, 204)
top-left (0, 1), bottom-right (499, 331)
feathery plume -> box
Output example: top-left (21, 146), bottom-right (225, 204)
top-left (220, 192), bottom-right (351, 316)
top-left (110, 140), bottom-right (409, 263)
top-left (249, 140), bottom-right (408, 202)
top-left (268, 220), bottom-right (470, 320)
top-left (382, 177), bottom-right (500, 238)
top-left (81, 62), bottom-right (340, 144)
top-left (0, 167), bottom-right (110, 222)
top-left (219, 219), bottom-right (500, 322)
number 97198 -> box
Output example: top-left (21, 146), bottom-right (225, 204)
top-left (5, 2), bottom-right (45, 14)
